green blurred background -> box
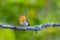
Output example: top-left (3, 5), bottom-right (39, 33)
top-left (0, 0), bottom-right (60, 40)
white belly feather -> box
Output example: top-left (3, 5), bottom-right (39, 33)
top-left (20, 21), bottom-right (28, 27)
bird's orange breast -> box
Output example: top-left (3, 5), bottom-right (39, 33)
top-left (19, 16), bottom-right (25, 22)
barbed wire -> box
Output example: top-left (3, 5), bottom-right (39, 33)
top-left (0, 22), bottom-right (60, 33)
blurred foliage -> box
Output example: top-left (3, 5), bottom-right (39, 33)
top-left (0, 0), bottom-right (60, 40)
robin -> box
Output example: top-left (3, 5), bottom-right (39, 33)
top-left (19, 14), bottom-right (30, 27)
top-left (19, 14), bottom-right (38, 33)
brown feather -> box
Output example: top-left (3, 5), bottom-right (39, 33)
top-left (26, 20), bottom-right (30, 26)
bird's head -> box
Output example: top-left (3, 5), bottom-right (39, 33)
top-left (19, 14), bottom-right (26, 22)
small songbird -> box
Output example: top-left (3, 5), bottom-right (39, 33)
top-left (19, 14), bottom-right (30, 27)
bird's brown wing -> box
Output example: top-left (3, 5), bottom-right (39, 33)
top-left (26, 20), bottom-right (30, 26)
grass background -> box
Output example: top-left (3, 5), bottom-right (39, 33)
top-left (0, 0), bottom-right (60, 40)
